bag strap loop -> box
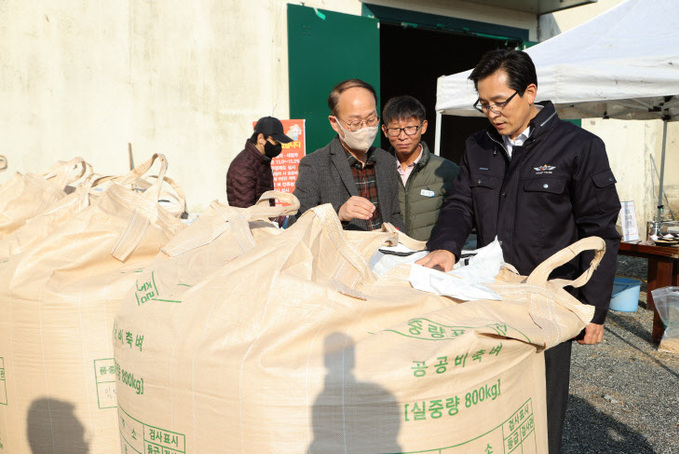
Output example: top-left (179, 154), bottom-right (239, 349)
top-left (307, 204), bottom-right (397, 289)
top-left (162, 193), bottom-right (300, 257)
top-left (525, 236), bottom-right (606, 289)
top-left (41, 157), bottom-right (91, 189)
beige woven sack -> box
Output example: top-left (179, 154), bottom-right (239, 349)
top-left (113, 204), bottom-right (603, 453)
top-left (0, 157), bottom-right (91, 240)
top-left (119, 190), bottom-right (299, 308)
top-left (0, 154), bottom-right (185, 454)
top-left (0, 154), bottom-right (185, 261)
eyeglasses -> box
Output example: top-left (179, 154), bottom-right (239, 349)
top-left (384, 123), bottom-right (424, 137)
top-left (473, 91), bottom-right (519, 114)
top-left (335, 114), bottom-right (380, 132)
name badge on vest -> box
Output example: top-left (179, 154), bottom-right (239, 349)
top-left (420, 189), bottom-right (435, 198)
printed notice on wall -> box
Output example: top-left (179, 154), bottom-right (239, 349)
top-left (620, 201), bottom-right (639, 242)
top-left (273, 120), bottom-right (305, 196)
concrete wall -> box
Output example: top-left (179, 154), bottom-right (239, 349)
top-left (0, 0), bottom-right (537, 214)
top-left (0, 0), bottom-right (292, 214)
top-left (593, 120), bottom-right (679, 238)
top-left (541, 0), bottom-right (679, 237)
top-left (3, 0), bottom-right (672, 231)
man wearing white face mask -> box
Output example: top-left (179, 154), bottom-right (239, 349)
top-left (293, 79), bottom-right (405, 231)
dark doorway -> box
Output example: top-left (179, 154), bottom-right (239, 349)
top-left (379, 23), bottom-right (514, 164)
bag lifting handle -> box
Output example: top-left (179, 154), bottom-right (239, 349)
top-left (251, 191), bottom-right (301, 218)
top-left (139, 154), bottom-right (168, 203)
top-left (92, 153), bottom-right (163, 188)
top-left (379, 222), bottom-right (427, 251)
top-left (211, 192), bottom-right (300, 252)
top-left (129, 173), bottom-right (188, 216)
top-left (41, 157), bottom-right (92, 190)
top-left (214, 191), bottom-right (300, 222)
top-left (308, 204), bottom-right (397, 285)
top-left (525, 236), bottom-right (606, 289)
top-left (110, 154), bottom-right (169, 261)
top-left (92, 154), bottom-right (187, 217)
top-left (162, 192), bottom-right (301, 257)
top-left (113, 153), bottom-right (164, 187)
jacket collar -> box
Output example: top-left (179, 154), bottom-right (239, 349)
top-left (389, 141), bottom-right (431, 170)
top-left (486, 100), bottom-right (559, 144)
top-left (329, 136), bottom-right (361, 197)
top-left (415, 141), bottom-right (432, 170)
top-left (244, 140), bottom-right (271, 162)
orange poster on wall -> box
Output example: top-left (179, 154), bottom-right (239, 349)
top-left (251, 119), bottom-right (305, 208)
top-left (271, 119), bottom-right (305, 197)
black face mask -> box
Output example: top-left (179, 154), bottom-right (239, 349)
top-left (264, 141), bottom-right (282, 158)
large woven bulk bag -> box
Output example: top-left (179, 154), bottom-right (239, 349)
top-left (117, 190), bottom-right (298, 311)
top-left (0, 157), bottom-right (91, 239)
top-left (0, 173), bottom-right (102, 257)
top-left (0, 154), bottom-right (183, 261)
top-left (0, 154), bottom-right (187, 260)
top-left (0, 154), bottom-right (185, 454)
top-left (114, 204), bottom-right (602, 454)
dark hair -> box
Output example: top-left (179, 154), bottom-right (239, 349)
top-left (327, 79), bottom-right (378, 117)
top-left (469, 49), bottom-right (538, 95)
top-left (381, 96), bottom-right (426, 126)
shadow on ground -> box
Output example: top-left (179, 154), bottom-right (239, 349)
top-left (562, 395), bottom-right (655, 454)
top-left (606, 310), bottom-right (654, 346)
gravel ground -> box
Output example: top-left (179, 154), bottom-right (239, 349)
top-left (563, 255), bottom-right (679, 453)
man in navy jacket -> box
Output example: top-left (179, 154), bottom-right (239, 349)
top-left (417, 49), bottom-right (621, 453)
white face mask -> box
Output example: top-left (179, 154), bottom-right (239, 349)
top-left (335, 119), bottom-right (379, 153)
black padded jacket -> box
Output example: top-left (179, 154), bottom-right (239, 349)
top-left (226, 141), bottom-right (274, 208)
top-left (428, 101), bottom-right (621, 324)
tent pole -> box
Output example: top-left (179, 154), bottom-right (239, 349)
top-left (656, 118), bottom-right (669, 224)
top-left (434, 111), bottom-right (442, 156)
top-left (650, 154), bottom-right (676, 220)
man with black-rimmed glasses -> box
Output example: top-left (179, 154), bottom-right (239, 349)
top-left (417, 49), bottom-right (621, 453)
top-left (381, 95), bottom-right (458, 241)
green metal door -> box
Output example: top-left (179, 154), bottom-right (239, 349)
top-left (287, 5), bottom-right (380, 154)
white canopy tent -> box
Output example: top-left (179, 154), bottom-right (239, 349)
top-left (435, 0), bottom-right (679, 223)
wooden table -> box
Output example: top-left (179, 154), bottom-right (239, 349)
top-left (618, 241), bottom-right (679, 343)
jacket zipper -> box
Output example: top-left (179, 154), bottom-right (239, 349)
top-left (404, 169), bottom-right (413, 231)
top-left (487, 132), bottom-right (510, 160)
